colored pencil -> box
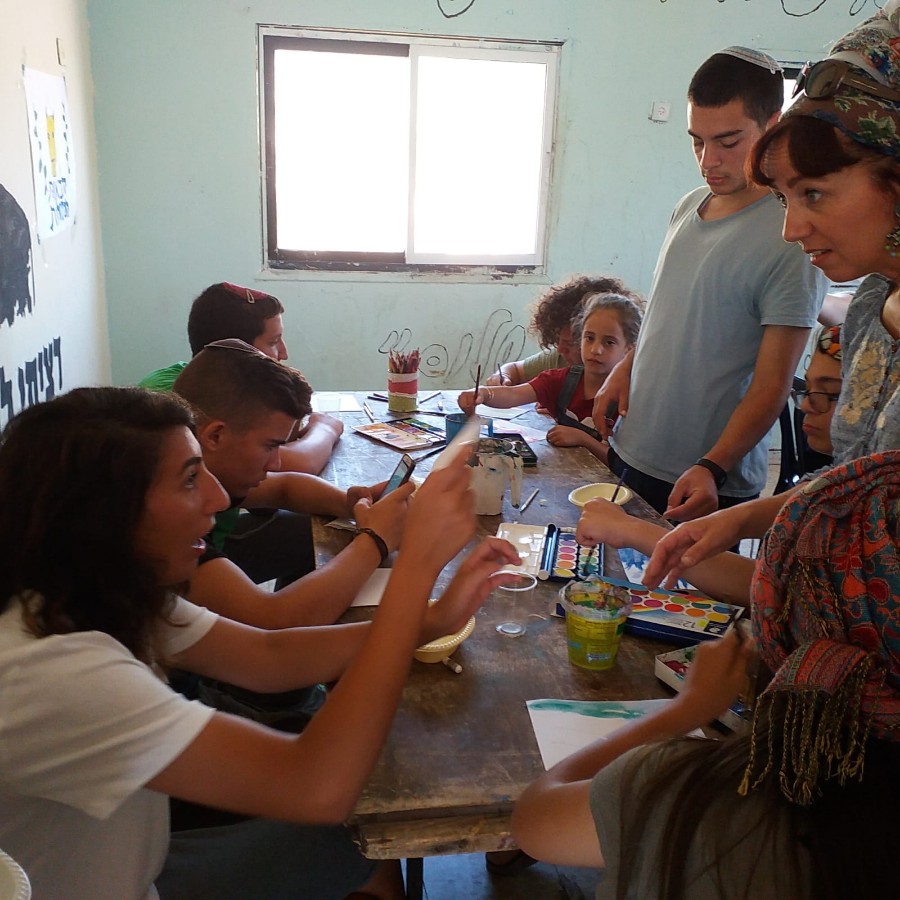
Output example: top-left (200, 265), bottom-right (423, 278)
top-left (519, 488), bottom-right (540, 512)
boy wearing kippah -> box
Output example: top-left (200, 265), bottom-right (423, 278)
top-left (594, 48), bottom-right (826, 524)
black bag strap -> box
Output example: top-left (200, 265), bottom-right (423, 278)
top-left (554, 365), bottom-right (602, 441)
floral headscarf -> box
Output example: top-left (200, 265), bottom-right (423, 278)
top-left (740, 452), bottom-right (900, 806)
top-left (783, 1), bottom-right (900, 157)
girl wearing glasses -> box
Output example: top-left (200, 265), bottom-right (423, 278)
top-left (791, 324), bottom-right (843, 458)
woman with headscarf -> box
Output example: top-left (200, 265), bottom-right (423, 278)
top-left (512, 450), bottom-right (900, 898)
top-left (643, 3), bottom-right (900, 587)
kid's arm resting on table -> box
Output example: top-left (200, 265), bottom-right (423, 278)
top-left (512, 632), bottom-right (753, 868)
top-left (486, 361), bottom-right (526, 386)
top-left (275, 413), bottom-right (344, 475)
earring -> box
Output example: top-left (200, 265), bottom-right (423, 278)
top-left (885, 203), bottom-right (900, 257)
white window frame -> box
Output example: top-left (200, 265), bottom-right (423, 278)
top-left (258, 26), bottom-right (560, 274)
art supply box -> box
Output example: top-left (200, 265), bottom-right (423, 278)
top-left (495, 523), bottom-right (601, 582)
top-left (655, 646), bottom-right (750, 731)
top-left (354, 417), bottom-right (445, 450)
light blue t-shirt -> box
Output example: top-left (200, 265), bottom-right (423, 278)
top-left (611, 188), bottom-right (825, 496)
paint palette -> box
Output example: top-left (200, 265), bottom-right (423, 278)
top-left (495, 523), bottom-right (549, 576)
top-left (354, 419), bottom-right (444, 450)
top-left (494, 432), bottom-right (538, 467)
top-left (539, 525), bottom-right (603, 582)
top-left (549, 575), bottom-right (744, 645)
top-left (494, 522), bottom-right (600, 581)
top-left (623, 580), bottom-right (744, 644)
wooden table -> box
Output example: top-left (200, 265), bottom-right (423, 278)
top-left (313, 392), bottom-right (679, 897)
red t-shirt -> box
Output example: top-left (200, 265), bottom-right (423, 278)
top-left (529, 367), bottom-right (595, 428)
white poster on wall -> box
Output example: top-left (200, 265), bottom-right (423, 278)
top-left (23, 67), bottom-right (76, 240)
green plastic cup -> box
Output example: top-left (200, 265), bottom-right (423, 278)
top-left (560, 579), bottom-right (632, 671)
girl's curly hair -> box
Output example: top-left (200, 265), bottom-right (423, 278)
top-left (530, 275), bottom-right (642, 349)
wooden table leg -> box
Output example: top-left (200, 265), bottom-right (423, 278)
top-left (404, 857), bottom-right (424, 900)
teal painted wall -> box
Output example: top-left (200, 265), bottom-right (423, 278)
top-left (88, 0), bottom-right (856, 389)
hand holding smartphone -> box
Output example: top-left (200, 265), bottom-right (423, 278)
top-left (382, 453), bottom-right (416, 496)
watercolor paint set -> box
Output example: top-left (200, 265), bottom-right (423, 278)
top-left (495, 432), bottom-right (538, 467)
top-left (546, 571), bottom-right (744, 645)
top-left (494, 523), bottom-right (603, 582)
top-left (353, 417), bottom-right (445, 450)
top-left (539, 525), bottom-right (603, 581)
top-left (616, 577), bottom-right (744, 644)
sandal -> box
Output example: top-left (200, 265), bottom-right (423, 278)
top-left (485, 849), bottom-right (538, 876)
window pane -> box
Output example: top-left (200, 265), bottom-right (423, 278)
top-left (273, 48), bottom-right (410, 252)
top-left (412, 55), bottom-right (548, 257)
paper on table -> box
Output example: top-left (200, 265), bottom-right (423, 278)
top-left (527, 698), bottom-right (673, 769)
top-left (312, 392), bottom-right (362, 413)
top-left (618, 547), bottom-right (694, 592)
top-left (476, 404), bottom-right (528, 420)
top-left (493, 421), bottom-right (547, 443)
top-left (350, 568), bottom-right (393, 608)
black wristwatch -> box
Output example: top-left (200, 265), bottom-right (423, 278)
top-left (694, 457), bottom-right (728, 490)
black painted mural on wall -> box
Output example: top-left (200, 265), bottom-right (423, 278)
top-left (0, 184), bottom-right (34, 327)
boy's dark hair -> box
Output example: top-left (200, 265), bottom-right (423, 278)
top-left (0, 387), bottom-right (195, 661)
top-left (174, 340), bottom-right (310, 431)
top-left (530, 275), bottom-right (642, 349)
top-left (187, 282), bottom-right (285, 355)
top-left (688, 52), bottom-right (783, 127)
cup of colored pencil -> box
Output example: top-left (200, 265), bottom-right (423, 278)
top-left (387, 349), bottom-right (420, 413)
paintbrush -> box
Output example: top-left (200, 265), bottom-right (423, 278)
top-left (471, 364), bottom-right (482, 418)
top-left (610, 467), bottom-right (629, 503)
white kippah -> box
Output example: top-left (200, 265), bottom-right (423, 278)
top-left (719, 46), bottom-right (783, 74)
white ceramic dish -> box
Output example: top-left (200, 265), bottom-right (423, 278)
top-left (568, 482), bottom-right (633, 508)
top-left (414, 614), bottom-right (476, 663)
top-left (0, 849), bottom-right (31, 900)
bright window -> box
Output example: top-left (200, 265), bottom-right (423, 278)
top-left (260, 29), bottom-right (560, 272)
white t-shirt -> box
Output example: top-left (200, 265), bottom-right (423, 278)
top-left (0, 596), bottom-right (218, 900)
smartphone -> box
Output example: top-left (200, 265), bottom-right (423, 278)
top-left (382, 453), bottom-right (416, 496)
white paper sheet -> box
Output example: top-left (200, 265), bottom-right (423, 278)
top-left (476, 404), bottom-right (528, 420)
top-left (350, 567), bottom-right (393, 607)
top-left (312, 392), bottom-right (362, 412)
top-left (526, 699), bottom-right (672, 769)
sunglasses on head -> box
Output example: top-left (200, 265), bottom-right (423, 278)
top-left (792, 58), bottom-right (900, 103)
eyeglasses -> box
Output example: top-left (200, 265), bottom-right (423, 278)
top-left (792, 59), bottom-right (900, 104)
top-left (790, 387), bottom-right (841, 414)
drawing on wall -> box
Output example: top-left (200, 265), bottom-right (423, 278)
top-left (379, 309), bottom-right (526, 381)
top-left (436, 0), bottom-right (477, 18)
top-left (0, 337), bottom-right (63, 430)
top-left (0, 184), bottom-right (34, 327)
top-left (23, 67), bottom-right (76, 240)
